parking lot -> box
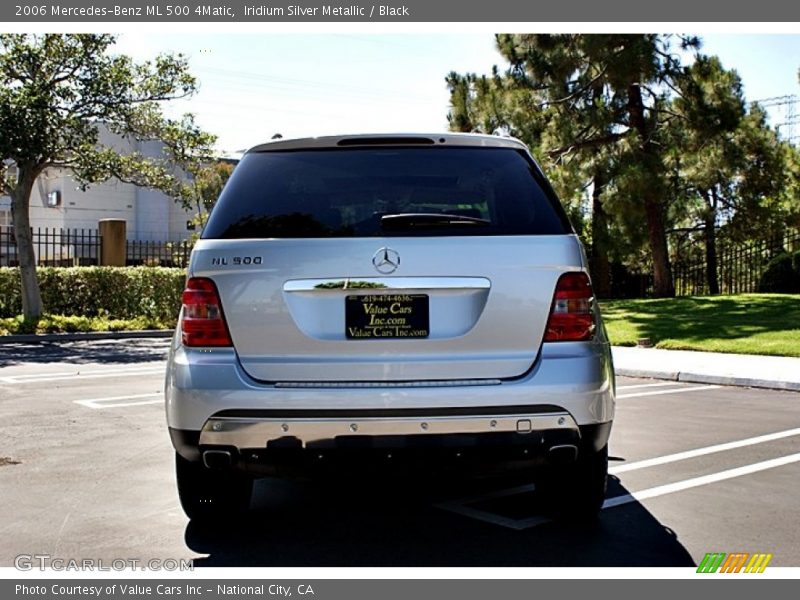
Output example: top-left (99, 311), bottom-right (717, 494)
top-left (1, 338), bottom-right (799, 567)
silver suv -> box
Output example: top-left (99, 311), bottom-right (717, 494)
top-left (165, 133), bottom-right (615, 520)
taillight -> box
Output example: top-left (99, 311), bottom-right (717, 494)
top-left (544, 272), bottom-right (596, 342)
top-left (181, 277), bottom-right (232, 347)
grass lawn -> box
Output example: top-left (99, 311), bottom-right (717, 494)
top-left (600, 294), bottom-right (800, 357)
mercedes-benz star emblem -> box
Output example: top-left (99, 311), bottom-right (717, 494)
top-left (372, 247), bottom-right (400, 274)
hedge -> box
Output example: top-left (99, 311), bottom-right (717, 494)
top-left (757, 250), bottom-right (800, 294)
top-left (0, 267), bottom-right (186, 320)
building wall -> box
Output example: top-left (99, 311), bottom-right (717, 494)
top-left (1, 129), bottom-right (198, 242)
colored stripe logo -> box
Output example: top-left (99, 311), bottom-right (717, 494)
top-left (697, 552), bottom-right (773, 573)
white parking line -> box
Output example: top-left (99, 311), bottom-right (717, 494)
top-left (437, 498), bottom-right (545, 530)
top-left (610, 427), bottom-right (800, 474)
top-left (0, 366), bottom-right (164, 385)
top-left (438, 426), bottom-right (800, 530)
top-left (439, 483), bottom-right (536, 507)
top-left (434, 484), bottom-right (544, 530)
top-left (617, 384), bottom-right (721, 399)
top-left (603, 452), bottom-right (800, 509)
top-left (616, 382), bottom-right (684, 390)
top-left (439, 451), bottom-right (800, 530)
top-left (74, 393), bottom-right (162, 409)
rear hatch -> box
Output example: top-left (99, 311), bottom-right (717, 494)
top-left (194, 137), bottom-right (583, 382)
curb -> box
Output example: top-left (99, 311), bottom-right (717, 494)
top-left (1, 335), bottom-right (797, 393)
top-left (616, 368), bottom-right (800, 393)
top-left (0, 330), bottom-right (174, 344)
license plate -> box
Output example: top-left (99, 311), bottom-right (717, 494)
top-left (346, 294), bottom-right (429, 339)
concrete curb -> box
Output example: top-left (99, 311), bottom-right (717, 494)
top-left (0, 334), bottom-right (797, 393)
top-left (0, 330), bottom-right (174, 344)
top-left (616, 368), bottom-right (800, 393)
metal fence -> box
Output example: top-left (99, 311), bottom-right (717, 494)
top-left (0, 226), bottom-right (101, 267)
top-left (672, 232), bottom-right (800, 296)
top-left (126, 238), bottom-right (192, 268)
top-left (0, 226), bottom-right (193, 268)
top-left (3, 225), bottom-right (798, 295)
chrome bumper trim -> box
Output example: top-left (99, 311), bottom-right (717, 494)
top-left (275, 379), bottom-right (502, 388)
top-left (283, 276), bottom-right (491, 292)
top-left (199, 412), bottom-right (580, 449)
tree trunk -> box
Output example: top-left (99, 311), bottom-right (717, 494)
top-left (590, 171), bottom-right (612, 298)
top-left (10, 165), bottom-right (43, 320)
top-left (643, 199), bottom-right (674, 297)
top-left (195, 195), bottom-right (203, 230)
top-left (627, 83), bottom-right (675, 297)
top-left (703, 201), bottom-right (719, 296)
top-left (767, 219), bottom-right (786, 258)
top-left (703, 210), bottom-right (719, 296)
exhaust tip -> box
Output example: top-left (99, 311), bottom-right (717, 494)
top-left (548, 444), bottom-right (579, 464)
top-left (202, 449), bottom-right (233, 469)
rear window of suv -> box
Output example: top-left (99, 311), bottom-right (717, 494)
top-left (202, 147), bottom-right (572, 239)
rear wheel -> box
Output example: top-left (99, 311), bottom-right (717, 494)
top-left (175, 452), bottom-right (253, 521)
top-left (537, 444), bottom-right (608, 520)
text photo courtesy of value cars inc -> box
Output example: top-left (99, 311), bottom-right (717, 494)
top-left (1, 0), bottom-right (800, 596)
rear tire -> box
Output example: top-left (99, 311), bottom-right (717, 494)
top-left (175, 452), bottom-right (253, 521)
top-left (537, 444), bottom-right (608, 520)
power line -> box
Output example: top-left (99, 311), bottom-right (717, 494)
top-left (755, 94), bottom-right (798, 143)
top-left (757, 94), bottom-right (798, 106)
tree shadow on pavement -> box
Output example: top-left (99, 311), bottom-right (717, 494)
top-left (184, 471), bottom-right (695, 567)
top-left (0, 338), bottom-right (170, 367)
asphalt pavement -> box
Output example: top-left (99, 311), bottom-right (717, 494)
top-left (0, 338), bottom-right (798, 567)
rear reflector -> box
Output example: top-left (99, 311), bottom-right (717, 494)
top-left (181, 277), bottom-right (232, 347)
top-left (544, 272), bottom-right (596, 342)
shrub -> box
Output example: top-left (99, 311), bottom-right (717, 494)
top-left (0, 314), bottom-right (175, 335)
top-left (0, 267), bottom-right (186, 320)
top-left (757, 251), bottom-right (800, 293)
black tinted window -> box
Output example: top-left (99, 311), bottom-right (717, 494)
top-left (202, 147), bottom-right (571, 239)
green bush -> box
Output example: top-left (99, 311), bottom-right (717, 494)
top-left (0, 267), bottom-right (186, 320)
top-left (757, 251), bottom-right (800, 293)
top-left (0, 314), bottom-right (175, 335)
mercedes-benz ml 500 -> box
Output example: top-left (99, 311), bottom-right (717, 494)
top-left (165, 133), bottom-right (615, 520)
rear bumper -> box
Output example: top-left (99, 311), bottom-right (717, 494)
top-left (200, 408), bottom-right (578, 449)
top-left (170, 421), bottom-right (611, 475)
top-left (166, 337), bottom-right (615, 468)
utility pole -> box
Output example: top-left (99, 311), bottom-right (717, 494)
top-left (757, 94), bottom-right (799, 144)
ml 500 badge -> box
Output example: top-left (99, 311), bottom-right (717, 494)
top-left (211, 256), bottom-right (263, 266)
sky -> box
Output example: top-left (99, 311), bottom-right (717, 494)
top-left (112, 33), bottom-right (800, 155)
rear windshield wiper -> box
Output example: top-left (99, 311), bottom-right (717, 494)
top-left (380, 213), bottom-right (491, 229)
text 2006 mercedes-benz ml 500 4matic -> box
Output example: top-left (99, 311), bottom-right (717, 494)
top-left (164, 133), bottom-right (615, 521)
